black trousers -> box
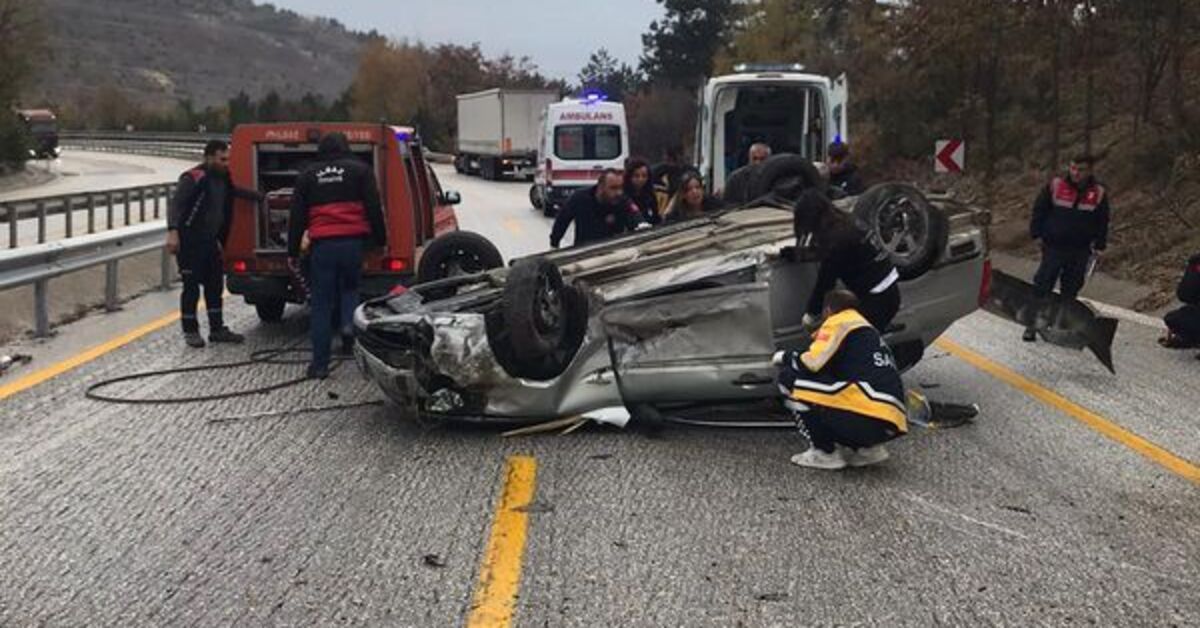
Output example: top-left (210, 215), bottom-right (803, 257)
top-left (858, 283), bottom-right (901, 332)
top-left (800, 408), bottom-right (900, 453)
top-left (1033, 245), bottom-right (1091, 300)
top-left (177, 236), bottom-right (224, 334)
top-left (1165, 304), bottom-right (1200, 344)
top-left (778, 362), bottom-right (902, 454)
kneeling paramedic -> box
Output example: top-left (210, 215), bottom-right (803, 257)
top-left (288, 132), bottom-right (387, 379)
top-left (167, 140), bottom-right (263, 348)
top-left (775, 289), bottom-right (908, 470)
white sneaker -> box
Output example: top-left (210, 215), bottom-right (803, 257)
top-left (843, 445), bottom-right (890, 468)
top-left (790, 447), bottom-right (847, 470)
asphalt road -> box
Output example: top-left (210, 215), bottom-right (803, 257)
top-left (0, 150), bottom-right (194, 248)
top-left (0, 151), bottom-right (193, 203)
top-left (1, 164), bottom-right (1197, 626)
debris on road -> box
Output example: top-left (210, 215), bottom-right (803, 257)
top-left (422, 554), bottom-right (447, 568)
top-left (755, 592), bottom-right (789, 602)
top-left (0, 353), bottom-right (33, 376)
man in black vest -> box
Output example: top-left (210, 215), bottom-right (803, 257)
top-left (1025, 154), bottom-right (1112, 342)
top-left (167, 140), bottom-right (262, 348)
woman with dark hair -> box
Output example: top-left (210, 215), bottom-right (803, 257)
top-left (661, 171), bottom-right (723, 223)
top-left (623, 157), bottom-right (661, 225)
top-left (793, 189), bottom-right (900, 332)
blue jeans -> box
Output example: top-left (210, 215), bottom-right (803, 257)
top-left (309, 237), bottom-right (363, 371)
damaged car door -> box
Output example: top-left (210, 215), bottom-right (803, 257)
top-left (599, 282), bottom-right (778, 404)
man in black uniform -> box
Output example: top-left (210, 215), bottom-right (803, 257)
top-left (1025, 154), bottom-right (1111, 342)
top-left (549, 169), bottom-right (632, 249)
top-left (289, 132), bottom-right (387, 379)
top-left (166, 140), bottom-right (262, 348)
top-left (827, 142), bottom-right (866, 197)
top-left (776, 289), bottom-right (908, 470)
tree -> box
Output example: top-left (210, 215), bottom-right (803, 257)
top-left (0, 0), bottom-right (46, 167)
top-left (577, 48), bottom-right (642, 102)
top-left (640, 0), bottom-right (738, 88)
top-left (350, 39), bottom-right (431, 125)
top-left (228, 91), bottom-right (256, 126)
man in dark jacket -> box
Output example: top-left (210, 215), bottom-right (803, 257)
top-left (289, 132), bottom-right (387, 379)
top-left (776, 289), bottom-right (908, 470)
top-left (827, 142), bottom-right (866, 196)
top-left (1025, 154), bottom-right (1112, 342)
top-left (167, 140), bottom-right (262, 348)
top-left (549, 169), bottom-right (632, 249)
top-left (1160, 253), bottom-right (1200, 351)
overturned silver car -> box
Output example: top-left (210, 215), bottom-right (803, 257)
top-left (354, 184), bottom-right (991, 424)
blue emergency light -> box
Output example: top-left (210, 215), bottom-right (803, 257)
top-left (580, 89), bottom-right (608, 104)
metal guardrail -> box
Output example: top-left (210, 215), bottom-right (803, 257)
top-left (58, 131), bottom-right (221, 160)
top-left (0, 182), bottom-right (176, 249)
top-left (0, 221), bottom-right (170, 337)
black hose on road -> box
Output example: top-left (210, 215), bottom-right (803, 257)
top-left (84, 340), bottom-right (354, 405)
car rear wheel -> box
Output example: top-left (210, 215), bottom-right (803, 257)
top-left (417, 231), bottom-right (504, 287)
top-left (488, 258), bottom-right (587, 380)
top-left (853, 183), bottom-right (948, 280)
top-left (255, 299), bottom-right (286, 323)
top-left (723, 164), bottom-right (759, 206)
top-left (750, 154), bottom-right (825, 202)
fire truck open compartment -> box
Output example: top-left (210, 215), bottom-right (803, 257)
top-left (252, 142), bottom-right (380, 252)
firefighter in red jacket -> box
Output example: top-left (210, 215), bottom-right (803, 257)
top-left (1025, 154), bottom-right (1112, 342)
top-left (288, 132), bottom-right (387, 379)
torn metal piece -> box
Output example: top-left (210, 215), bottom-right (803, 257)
top-left (983, 269), bottom-right (1118, 373)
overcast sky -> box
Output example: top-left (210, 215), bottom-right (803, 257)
top-left (267, 0), bottom-right (665, 81)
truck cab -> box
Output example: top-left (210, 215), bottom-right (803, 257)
top-left (696, 64), bottom-right (848, 192)
top-left (225, 123), bottom-right (463, 322)
top-left (532, 94), bottom-right (629, 216)
top-left (16, 109), bottom-right (61, 159)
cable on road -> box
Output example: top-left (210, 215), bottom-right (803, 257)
top-left (84, 339), bottom-right (355, 404)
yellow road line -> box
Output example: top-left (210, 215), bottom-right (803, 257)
top-left (936, 338), bottom-right (1200, 485)
top-left (467, 455), bottom-right (538, 628)
top-left (0, 311), bottom-right (180, 401)
top-left (503, 217), bottom-right (523, 236)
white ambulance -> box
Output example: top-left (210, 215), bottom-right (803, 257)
top-left (529, 93), bottom-right (629, 216)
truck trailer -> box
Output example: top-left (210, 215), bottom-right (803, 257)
top-left (455, 88), bottom-right (559, 181)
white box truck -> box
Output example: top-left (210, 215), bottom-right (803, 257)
top-left (455, 88), bottom-right (560, 181)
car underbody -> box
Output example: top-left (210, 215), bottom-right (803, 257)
top-left (355, 191), bottom-right (990, 425)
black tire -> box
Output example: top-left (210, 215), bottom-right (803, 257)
top-left (723, 164), bottom-right (759, 206)
top-left (454, 156), bottom-right (466, 174)
top-left (481, 157), bottom-right (496, 181)
top-left (853, 183), bottom-right (949, 280)
top-left (417, 231), bottom-right (504, 285)
top-left (488, 259), bottom-right (587, 380)
top-left (750, 154), bottom-right (825, 201)
top-left (255, 300), bottom-right (286, 323)
top-left (529, 184), bottom-right (544, 210)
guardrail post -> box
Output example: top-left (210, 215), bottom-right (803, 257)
top-left (139, 188), bottom-right (146, 222)
top-left (154, 186), bottom-right (162, 219)
top-left (6, 204), bottom-right (15, 249)
top-left (36, 200), bottom-right (47, 244)
top-left (64, 196), bottom-right (73, 238)
top-left (105, 260), bottom-right (120, 311)
top-left (106, 191), bottom-right (114, 230)
top-left (124, 190), bottom-right (131, 226)
top-left (34, 279), bottom-right (49, 338)
top-left (160, 247), bottom-right (173, 290)
top-left (87, 194), bottom-right (96, 234)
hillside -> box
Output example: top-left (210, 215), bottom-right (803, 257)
top-left (28, 0), bottom-right (366, 110)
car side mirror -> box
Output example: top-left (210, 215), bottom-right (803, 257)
top-left (441, 190), bottom-right (462, 205)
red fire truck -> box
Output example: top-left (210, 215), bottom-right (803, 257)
top-left (224, 123), bottom-right (502, 322)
